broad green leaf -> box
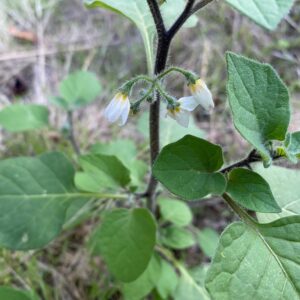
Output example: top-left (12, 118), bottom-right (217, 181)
top-left (161, 225), bottom-right (195, 250)
top-left (254, 165), bottom-right (300, 223)
top-left (226, 52), bottom-right (290, 163)
top-left (206, 217), bottom-right (300, 300)
top-left (189, 265), bottom-right (209, 287)
top-left (91, 139), bottom-right (137, 164)
top-left (123, 255), bottom-right (161, 300)
top-left (56, 71), bottom-right (101, 110)
top-left (156, 258), bottom-right (179, 299)
top-left (197, 228), bottom-right (219, 258)
top-left (0, 104), bottom-right (49, 132)
top-left (225, 0), bottom-right (294, 30)
top-left (85, 0), bottom-right (197, 73)
top-left (91, 139), bottom-right (148, 187)
top-left (137, 112), bottom-right (205, 147)
top-left (0, 287), bottom-right (37, 300)
top-left (226, 168), bottom-right (280, 213)
top-left (173, 265), bottom-right (210, 300)
top-left (90, 208), bottom-right (156, 282)
top-left (0, 152), bottom-right (95, 250)
top-left (63, 197), bottom-right (92, 227)
top-left (285, 132), bottom-right (300, 163)
top-left (75, 154), bottom-right (131, 193)
top-left (153, 135), bottom-right (226, 200)
top-left (50, 96), bottom-right (69, 110)
top-left (158, 198), bottom-right (192, 227)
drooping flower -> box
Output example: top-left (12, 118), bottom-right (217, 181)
top-left (104, 92), bottom-right (130, 126)
top-left (188, 79), bottom-right (214, 112)
top-left (166, 96), bottom-right (198, 128)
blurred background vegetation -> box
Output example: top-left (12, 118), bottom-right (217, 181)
top-left (0, 0), bottom-right (299, 299)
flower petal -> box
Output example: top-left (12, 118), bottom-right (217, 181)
top-left (175, 110), bottom-right (190, 128)
top-left (119, 99), bottom-right (130, 126)
top-left (194, 83), bottom-right (214, 112)
top-left (167, 108), bottom-right (190, 128)
top-left (104, 96), bottom-right (122, 122)
top-left (178, 96), bottom-right (198, 111)
top-left (104, 96), bottom-right (117, 118)
top-left (104, 94), bottom-right (130, 124)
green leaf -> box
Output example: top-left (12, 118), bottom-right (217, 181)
top-left (285, 132), bottom-right (300, 163)
top-left (0, 152), bottom-right (95, 250)
top-left (137, 112), bottom-right (205, 148)
top-left (0, 287), bottom-right (37, 300)
top-left (155, 258), bottom-right (179, 299)
top-left (0, 104), bottom-right (49, 132)
top-left (161, 225), bottom-right (195, 250)
top-left (189, 265), bottom-right (209, 287)
top-left (206, 217), bottom-right (300, 300)
top-left (50, 96), bottom-right (69, 110)
top-left (123, 255), bottom-right (161, 300)
top-left (173, 265), bottom-right (210, 300)
top-left (158, 198), bottom-right (192, 227)
top-left (56, 71), bottom-right (101, 110)
top-left (225, 0), bottom-right (294, 30)
top-left (153, 135), bottom-right (226, 200)
top-left (90, 208), bottom-right (156, 282)
top-left (226, 168), bottom-right (280, 213)
top-left (254, 165), bottom-right (300, 223)
top-left (226, 52), bottom-right (290, 163)
top-left (91, 139), bottom-right (137, 164)
top-left (197, 228), bottom-right (219, 258)
top-left (85, 0), bottom-right (197, 73)
top-left (75, 154), bottom-right (131, 193)
top-left (91, 139), bottom-right (148, 187)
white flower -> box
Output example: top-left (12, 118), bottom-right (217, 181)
top-left (188, 79), bottom-right (214, 112)
top-left (104, 92), bottom-right (130, 126)
top-left (166, 96), bottom-right (198, 128)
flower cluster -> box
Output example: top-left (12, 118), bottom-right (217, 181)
top-left (104, 71), bottom-right (214, 128)
top-left (166, 79), bottom-right (214, 128)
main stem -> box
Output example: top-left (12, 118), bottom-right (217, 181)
top-left (146, 34), bottom-right (171, 212)
top-left (145, 0), bottom-right (214, 212)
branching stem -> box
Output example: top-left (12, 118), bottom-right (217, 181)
top-left (221, 149), bottom-right (283, 173)
top-left (157, 66), bottom-right (194, 80)
top-left (145, 0), bottom-right (215, 212)
top-left (189, 0), bottom-right (214, 17)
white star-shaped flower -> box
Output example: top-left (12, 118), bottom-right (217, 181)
top-left (166, 96), bottom-right (198, 127)
top-left (188, 79), bottom-right (214, 112)
top-left (104, 92), bottom-right (130, 126)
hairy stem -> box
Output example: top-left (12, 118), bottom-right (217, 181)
top-left (145, 0), bottom-right (214, 212)
top-left (145, 0), bottom-right (169, 212)
top-left (157, 66), bottom-right (193, 80)
top-left (189, 0), bottom-right (214, 16)
top-left (221, 149), bottom-right (283, 173)
top-left (168, 0), bottom-right (196, 39)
